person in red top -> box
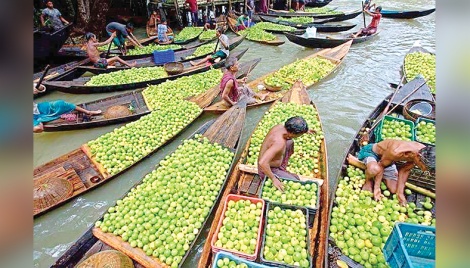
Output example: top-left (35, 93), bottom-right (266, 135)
top-left (352, 6), bottom-right (382, 38)
top-left (220, 57), bottom-right (268, 107)
top-left (185, 0), bottom-right (198, 26)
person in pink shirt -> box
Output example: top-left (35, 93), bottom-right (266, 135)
top-left (352, 6), bottom-right (382, 38)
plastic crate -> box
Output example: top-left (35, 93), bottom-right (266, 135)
top-left (211, 194), bottom-right (266, 261)
top-left (258, 176), bottom-right (319, 228)
top-left (374, 115), bottom-right (415, 142)
top-left (212, 251), bottom-right (273, 268)
top-left (383, 222), bottom-right (435, 268)
top-left (414, 117), bottom-right (435, 146)
top-left (260, 202), bottom-right (312, 268)
top-left (153, 49), bottom-right (175, 65)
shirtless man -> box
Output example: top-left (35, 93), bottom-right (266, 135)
top-left (348, 140), bottom-right (435, 205)
top-left (85, 32), bottom-right (136, 68)
top-left (258, 116), bottom-right (312, 192)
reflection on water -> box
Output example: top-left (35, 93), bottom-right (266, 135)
top-left (33, 0), bottom-right (434, 266)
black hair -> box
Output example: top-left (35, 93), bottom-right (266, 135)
top-left (224, 57), bottom-right (237, 69)
top-left (419, 146), bottom-right (435, 170)
top-left (161, 18), bottom-right (167, 23)
top-left (376, 6), bottom-right (382, 12)
top-left (126, 23), bottom-right (134, 31)
top-left (85, 32), bottom-right (95, 41)
top-left (285, 116), bottom-right (308, 135)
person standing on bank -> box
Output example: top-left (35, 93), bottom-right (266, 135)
top-left (185, 0), bottom-right (199, 26)
top-left (40, 1), bottom-right (69, 31)
top-left (105, 22), bottom-right (143, 55)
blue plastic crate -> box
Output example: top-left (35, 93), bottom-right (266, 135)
top-left (383, 222), bottom-right (435, 268)
top-left (153, 49), bottom-right (175, 65)
top-left (212, 251), bottom-right (273, 268)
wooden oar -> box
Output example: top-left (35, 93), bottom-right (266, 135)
top-left (105, 40), bottom-right (113, 58)
top-left (370, 77), bottom-right (429, 130)
top-left (35, 65), bottom-right (51, 90)
top-left (362, 1), bottom-right (366, 28)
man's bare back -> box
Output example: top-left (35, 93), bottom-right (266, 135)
top-left (259, 125), bottom-right (288, 168)
top-left (374, 140), bottom-right (426, 169)
top-left (86, 42), bottom-right (101, 64)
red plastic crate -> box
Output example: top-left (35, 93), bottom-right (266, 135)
top-left (210, 194), bottom-right (266, 261)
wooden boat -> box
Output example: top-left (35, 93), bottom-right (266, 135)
top-left (305, 0), bottom-right (333, 8)
top-left (227, 17), bottom-right (285, 46)
top-left (402, 41), bottom-right (434, 84)
top-left (52, 99), bottom-right (248, 268)
top-left (267, 9), bottom-right (361, 20)
top-left (284, 31), bottom-right (379, 48)
top-left (199, 80), bottom-right (330, 268)
top-left (326, 77), bottom-right (436, 267)
top-left (72, 36), bottom-right (245, 74)
top-left (33, 58), bottom-right (259, 217)
top-left (259, 15), bottom-right (356, 32)
top-left (42, 48), bottom-right (248, 94)
top-left (173, 29), bottom-right (204, 44)
top-left (380, 8), bottom-right (435, 19)
top-left (34, 24), bottom-right (72, 60)
top-left (204, 40), bottom-right (352, 113)
top-left (41, 58), bottom-right (260, 132)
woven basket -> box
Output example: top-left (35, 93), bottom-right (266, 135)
top-left (263, 81), bottom-right (283, 92)
top-left (403, 99), bottom-right (435, 121)
top-left (33, 177), bottom-right (73, 212)
top-left (164, 62), bottom-right (184, 75)
top-left (103, 105), bottom-right (132, 119)
top-left (76, 250), bottom-right (134, 268)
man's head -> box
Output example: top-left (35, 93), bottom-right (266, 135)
top-left (126, 23), bottom-right (134, 33)
top-left (46, 1), bottom-right (54, 8)
top-left (225, 57), bottom-right (238, 72)
top-left (417, 146), bottom-right (435, 171)
top-left (161, 18), bottom-right (167, 24)
top-left (284, 116), bottom-right (309, 139)
top-left (375, 6), bottom-right (382, 12)
top-left (85, 32), bottom-right (96, 42)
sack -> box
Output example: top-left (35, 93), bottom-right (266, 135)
top-left (305, 26), bottom-right (317, 38)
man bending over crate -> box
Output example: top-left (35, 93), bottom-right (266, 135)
top-left (258, 117), bottom-right (314, 192)
top-left (348, 140), bottom-right (435, 205)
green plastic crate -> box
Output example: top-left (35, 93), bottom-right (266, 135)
top-left (414, 117), bottom-right (435, 146)
top-left (374, 115), bottom-right (415, 142)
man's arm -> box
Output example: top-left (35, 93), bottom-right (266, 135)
top-left (40, 13), bottom-right (46, 27)
top-left (219, 36), bottom-right (229, 49)
top-left (258, 143), bottom-right (286, 192)
top-left (60, 16), bottom-right (69, 25)
top-left (364, 9), bottom-right (375, 16)
top-left (128, 33), bottom-right (143, 48)
top-left (92, 32), bottom-right (116, 47)
top-left (222, 80), bottom-right (236, 106)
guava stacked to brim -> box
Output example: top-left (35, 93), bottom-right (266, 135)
top-left (238, 28), bottom-right (276, 42)
top-left (264, 57), bottom-right (335, 90)
top-left (279, 17), bottom-right (314, 24)
top-left (95, 134), bottom-right (234, 268)
top-left (214, 199), bottom-right (263, 254)
top-left (174, 27), bottom-right (204, 42)
top-left (262, 179), bottom-right (318, 208)
top-left (246, 102), bottom-right (324, 177)
top-left (199, 29), bottom-right (217, 40)
top-left (405, 52), bottom-right (436, 94)
top-left (380, 118), bottom-right (413, 141)
top-left (127, 44), bottom-right (182, 56)
top-left (253, 22), bottom-right (296, 32)
top-left (88, 69), bottom-right (223, 175)
top-left (415, 120), bottom-right (435, 145)
top-left (263, 206), bottom-right (310, 267)
top-left (329, 165), bottom-right (435, 267)
top-left (185, 43), bottom-right (217, 60)
top-left (85, 66), bottom-right (168, 86)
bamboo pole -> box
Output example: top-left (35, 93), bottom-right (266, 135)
top-left (405, 182), bottom-right (436, 199)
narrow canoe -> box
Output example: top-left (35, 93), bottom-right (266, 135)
top-left (204, 40), bottom-right (352, 113)
top-left (259, 15), bottom-right (356, 32)
top-left (227, 17), bottom-right (285, 46)
top-left (323, 9), bottom-right (362, 22)
top-left (380, 8), bottom-right (435, 19)
top-left (326, 77), bottom-right (435, 267)
top-left (199, 80), bottom-right (330, 268)
top-left (73, 36), bottom-right (245, 74)
top-left (174, 28), bottom-right (204, 44)
top-left (42, 48), bottom-right (248, 94)
top-left (305, 0), bottom-right (333, 8)
top-left (52, 100), bottom-right (249, 268)
top-left (402, 41), bottom-right (435, 94)
top-left (41, 58), bottom-right (260, 132)
top-left (284, 31), bottom-right (379, 48)
top-left (33, 57), bottom-right (258, 216)
top-left (267, 9), bottom-right (361, 21)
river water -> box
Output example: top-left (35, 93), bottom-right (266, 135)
top-left (33, 0), bottom-right (435, 266)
